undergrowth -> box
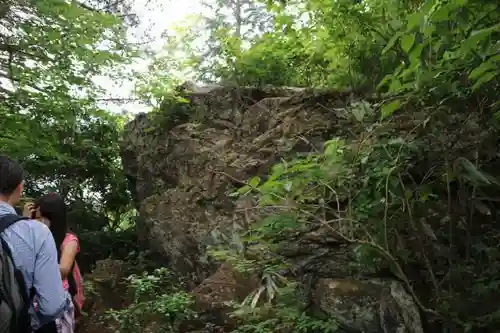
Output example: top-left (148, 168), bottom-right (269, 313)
top-left (107, 268), bottom-right (196, 333)
top-left (230, 281), bottom-right (340, 333)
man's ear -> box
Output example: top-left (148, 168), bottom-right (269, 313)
top-left (17, 181), bottom-right (24, 196)
top-left (14, 181), bottom-right (24, 201)
top-left (8, 181), bottom-right (24, 206)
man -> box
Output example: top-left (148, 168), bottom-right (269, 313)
top-left (0, 155), bottom-right (67, 332)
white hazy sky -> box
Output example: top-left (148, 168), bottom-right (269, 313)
top-left (94, 0), bottom-right (203, 114)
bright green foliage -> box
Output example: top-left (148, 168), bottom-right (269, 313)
top-left (141, 0), bottom-right (415, 89)
top-left (378, 0), bottom-right (500, 116)
top-left (197, 0), bottom-right (273, 84)
top-left (143, 0), bottom-right (499, 95)
top-left (107, 268), bottom-right (197, 333)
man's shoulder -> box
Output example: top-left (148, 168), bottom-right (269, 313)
top-left (23, 218), bottom-right (50, 231)
top-left (3, 217), bottom-right (51, 242)
top-left (0, 217), bottom-right (51, 260)
top-left (19, 218), bottom-right (51, 237)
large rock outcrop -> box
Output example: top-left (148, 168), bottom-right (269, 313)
top-left (121, 86), bottom-right (357, 283)
top-left (120, 84), bottom-right (424, 332)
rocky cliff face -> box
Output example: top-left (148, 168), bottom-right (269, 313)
top-left (120, 84), bottom-right (424, 333)
top-left (121, 86), bottom-right (355, 283)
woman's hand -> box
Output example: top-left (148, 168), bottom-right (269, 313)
top-left (23, 202), bottom-right (35, 218)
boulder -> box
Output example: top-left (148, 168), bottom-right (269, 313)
top-left (120, 85), bottom-right (359, 285)
top-left (120, 83), bottom-right (426, 333)
top-left (184, 263), bottom-right (259, 331)
top-left (312, 278), bottom-right (424, 333)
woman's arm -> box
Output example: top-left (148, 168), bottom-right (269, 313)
top-left (59, 239), bottom-right (78, 279)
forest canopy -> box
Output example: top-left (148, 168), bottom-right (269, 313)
top-left (1, 0), bottom-right (138, 267)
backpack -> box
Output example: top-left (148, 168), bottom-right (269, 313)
top-left (0, 214), bottom-right (32, 333)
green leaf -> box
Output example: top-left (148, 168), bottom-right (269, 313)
top-left (376, 74), bottom-right (392, 90)
top-left (382, 32), bottom-right (403, 55)
top-left (237, 185), bottom-right (252, 194)
top-left (470, 23), bottom-right (500, 38)
top-left (388, 78), bottom-right (402, 93)
top-left (423, 23), bottom-right (436, 37)
top-left (380, 100), bottom-right (402, 120)
top-left (456, 157), bottom-right (491, 185)
top-left (324, 139), bottom-right (343, 158)
top-left (474, 201), bottom-right (491, 216)
top-left (248, 176), bottom-right (261, 188)
top-left (469, 61), bottom-right (497, 80)
top-left (461, 24), bottom-right (500, 53)
top-left (228, 190), bottom-right (240, 197)
top-left (351, 105), bottom-right (366, 122)
top-left (400, 34), bottom-right (415, 53)
top-left (471, 71), bottom-right (497, 91)
top-left (406, 12), bottom-right (423, 30)
top-left (431, 4), bottom-right (451, 22)
top-left (408, 43), bottom-right (424, 65)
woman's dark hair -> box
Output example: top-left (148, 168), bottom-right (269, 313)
top-left (35, 192), bottom-right (68, 258)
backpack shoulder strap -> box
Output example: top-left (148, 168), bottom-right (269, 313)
top-left (0, 214), bottom-right (33, 305)
top-left (0, 214), bottom-right (28, 234)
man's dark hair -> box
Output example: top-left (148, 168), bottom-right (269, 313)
top-left (0, 155), bottom-right (24, 195)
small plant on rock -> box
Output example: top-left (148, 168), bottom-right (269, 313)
top-left (106, 267), bottom-right (197, 333)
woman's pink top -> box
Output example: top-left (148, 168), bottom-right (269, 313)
top-left (62, 233), bottom-right (85, 309)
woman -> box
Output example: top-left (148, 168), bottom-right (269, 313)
top-left (25, 193), bottom-right (84, 333)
